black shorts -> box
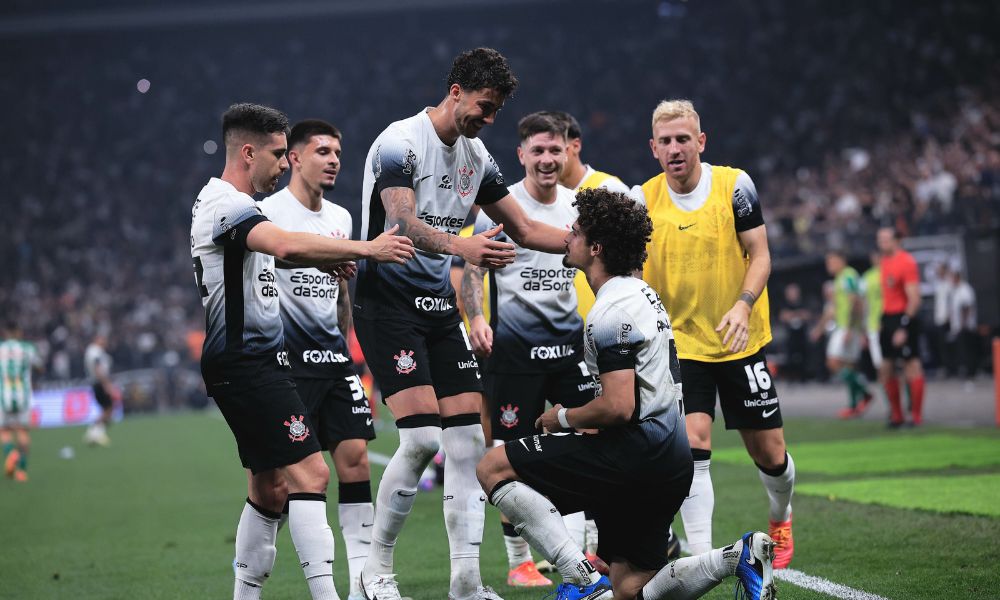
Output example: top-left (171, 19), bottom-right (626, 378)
top-left (212, 378), bottom-right (321, 474)
top-left (296, 375), bottom-right (376, 450)
top-left (880, 313), bottom-right (921, 361)
top-left (505, 426), bottom-right (692, 571)
top-left (355, 316), bottom-right (483, 400)
top-left (680, 348), bottom-right (782, 430)
top-left (92, 383), bottom-right (113, 409)
top-left (485, 365), bottom-right (596, 441)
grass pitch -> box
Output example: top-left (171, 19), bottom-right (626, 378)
top-left (2, 413), bottom-right (999, 599)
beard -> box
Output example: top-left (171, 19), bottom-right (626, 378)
top-left (320, 182), bottom-right (336, 191)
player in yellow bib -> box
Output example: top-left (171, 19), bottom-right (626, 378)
top-left (547, 112), bottom-right (629, 322)
top-left (634, 100), bottom-right (796, 569)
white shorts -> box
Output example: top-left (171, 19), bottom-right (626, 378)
top-left (1, 409), bottom-right (32, 428)
top-left (867, 330), bottom-right (883, 368)
top-left (827, 328), bottom-right (862, 363)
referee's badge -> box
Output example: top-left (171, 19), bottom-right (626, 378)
top-left (284, 415), bottom-right (310, 442)
top-left (394, 349), bottom-right (417, 374)
top-left (499, 404), bottom-right (519, 428)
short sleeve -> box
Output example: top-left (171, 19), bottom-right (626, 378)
top-left (845, 272), bottom-right (860, 294)
top-left (902, 256), bottom-right (919, 285)
top-left (732, 171), bottom-right (765, 232)
top-left (474, 153), bottom-right (510, 206)
top-left (600, 176), bottom-right (631, 194)
top-left (373, 137), bottom-right (418, 192)
top-left (590, 307), bottom-right (646, 374)
top-left (628, 185), bottom-right (647, 207)
top-left (212, 194), bottom-right (268, 249)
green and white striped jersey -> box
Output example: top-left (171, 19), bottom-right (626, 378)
top-left (0, 338), bottom-right (37, 413)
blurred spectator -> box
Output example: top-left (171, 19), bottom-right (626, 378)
top-left (778, 283), bottom-right (813, 382)
top-left (0, 0), bottom-right (996, 398)
top-left (948, 268), bottom-right (978, 379)
top-left (930, 261), bottom-right (953, 374)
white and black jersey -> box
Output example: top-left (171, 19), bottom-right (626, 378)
top-left (474, 180), bottom-right (582, 372)
top-left (191, 177), bottom-right (288, 389)
top-left (260, 188), bottom-right (353, 379)
top-left (84, 343), bottom-right (111, 384)
top-left (585, 276), bottom-right (684, 443)
top-left (356, 109), bottom-right (509, 323)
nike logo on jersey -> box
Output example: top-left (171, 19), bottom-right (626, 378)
top-left (417, 174), bottom-right (433, 183)
top-left (678, 223), bottom-right (696, 230)
top-left (366, 418), bottom-right (373, 426)
top-left (397, 490), bottom-right (416, 497)
top-left (762, 407), bottom-right (779, 418)
top-left (361, 523), bottom-right (373, 528)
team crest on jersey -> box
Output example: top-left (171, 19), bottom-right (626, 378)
top-left (394, 349), bottom-right (417, 374)
top-left (458, 165), bottom-right (475, 197)
top-left (499, 404), bottom-right (519, 428)
top-left (284, 415), bottom-right (310, 442)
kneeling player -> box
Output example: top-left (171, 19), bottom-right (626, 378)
top-left (476, 189), bottom-right (775, 600)
top-left (461, 113), bottom-right (594, 587)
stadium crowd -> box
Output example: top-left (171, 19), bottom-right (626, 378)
top-left (0, 0), bottom-right (996, 401)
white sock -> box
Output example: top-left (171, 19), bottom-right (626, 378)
top-left (563, 512), bottom-right (587, 553)
top-left (362, 423), bottom-right (440, 582)
top-left (234, 580), bottom-right (262, 600)
top-left (288, 493), bottom-right (339, 600)
top-left (339, 501), bottom-right (374, 597)
top-left (758, 452), bottom-right (795, 522)
top-left (639, 541), bottom-right (741, 600)
top-left (233, 500), bottom-right (280, 598)
top-left (441, 421), bottom-right (487, 599)
top-left (680, 453), bottom-right (714, 555)
top-left (502, 522), bottom-right (532, 569)
top-left (490, 480), bottom-right (598, 586)
top-left (584, 517), bottom-right (599, 555)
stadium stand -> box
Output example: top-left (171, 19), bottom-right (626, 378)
top-left (0, 0), bottom-right (996, 406)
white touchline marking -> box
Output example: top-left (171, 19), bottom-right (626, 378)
top-left (775, 568), bottom-right (890, 600)
top-left (368, 451), bottom-right (392, 467)
top-left (679, 537), bottom-right (889, 600)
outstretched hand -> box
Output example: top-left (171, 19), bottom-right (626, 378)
top-left (370, 224), bottom-right (416, 264)
top-left (462, 224), bottom-right (516, 269)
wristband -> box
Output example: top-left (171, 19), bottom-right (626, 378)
top-left (738, 290), bottom-right (756, 308)
top-left (557, 408), bottom-right (571, 430)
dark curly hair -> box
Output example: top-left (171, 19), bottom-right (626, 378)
top-left (222, 102), bottom-right (289, 146)
top-left (574, 188), bottom-right (652, 276)
top-left (447, 47), bottom-right (518, 98)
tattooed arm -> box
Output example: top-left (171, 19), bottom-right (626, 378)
top-left (381, 186), bottom-right (516, 268)
top-left (460, 260), bottom-right (493, 357)
top-left (337, 279), bottom-right (353, 336)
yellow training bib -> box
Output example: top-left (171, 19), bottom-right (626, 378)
top-left (641, 166), bottom-right (771, 362)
